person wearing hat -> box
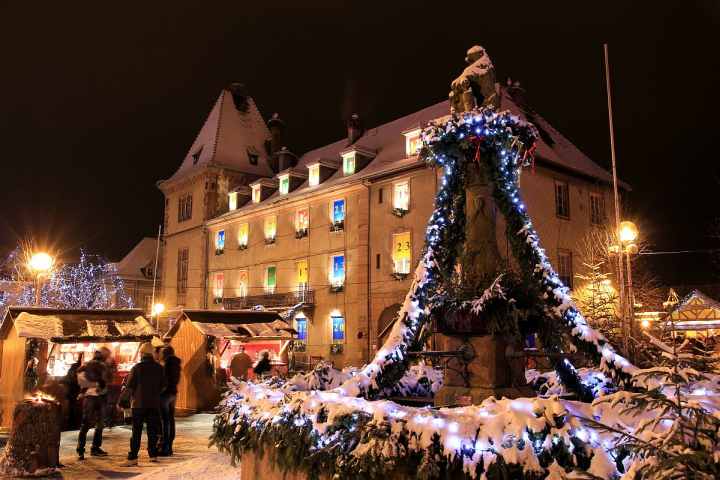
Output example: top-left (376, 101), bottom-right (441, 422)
top-left (76, 350), bottom-right (109, 459)
top-left (121, 343), bottom-right (166, 466)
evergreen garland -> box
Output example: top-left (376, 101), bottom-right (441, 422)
top-left (341, 106), bottom-right (634, 401)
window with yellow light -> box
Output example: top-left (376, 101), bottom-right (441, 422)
top-left (392, 232), bottom-right (412, 275)
top-left (264, 216), bottom-right (277, 243)
top-left (238, 223), bottom-right (249, 249)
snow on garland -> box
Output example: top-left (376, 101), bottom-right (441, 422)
top-left (336, 106), bottom-right (635, 401)
top-left (210, 380), bottom-right (621, 480)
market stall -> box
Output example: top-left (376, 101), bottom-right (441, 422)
top-left (0, 307), bottom-right (156, 431)
top-left (165, 309), bottom-right (294, 414)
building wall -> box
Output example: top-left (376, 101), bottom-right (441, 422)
top-left (0, 325), bottom-right (27, 430)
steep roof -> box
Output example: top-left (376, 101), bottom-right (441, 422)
top-left (164, 89), bottom-right (274, 184)
top-left (114, 237), bottom-right (157, 280)
top-left (213, 86), bottom-right (618, 220)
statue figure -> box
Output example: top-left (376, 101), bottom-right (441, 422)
top-left (449, 45), bottom-right (500, 113)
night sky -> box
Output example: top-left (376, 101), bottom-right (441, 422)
top-left (1, 1), bottom-right (718, 285)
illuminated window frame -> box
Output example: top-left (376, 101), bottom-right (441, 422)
top-left (403, 128), bottom-right (422, 157)
top-left (330, 198), bottom-right (345, 232)
top-left (251, 185), bottom-right (262, 204)
top-left (331, 310), bottom-right (345, 344)
top-left (264, 215), bottom-right (277, 244)
top-left (342, 152), bottom-right (356, 176)
top-left (236, 270), bottom-right (248, 298)
top-left (308, 163), bottom-right (320, 187)
top-left (215, 230), bottom-right (225, 255)
top-left (265, 265), bottom-right (277, 294)
top-left (329, 253), bottom-right (345, 292)
top-left (295, 207), bottom-right (309, 238)
top-left (279, 174), bottom-right (290, 195)
top-left (296, 259), bottom-right (309, 292)
top-left (391, 231), bottom-right (412, 276)
top-left (392, 180), bottom-right (410, 215)
top-left (228, 191), bottom-right (238, 211)
top-left (237, 223), bottom-right (249, 249)
top-left (213, 272), bottom-right (224, 304)
top-left (295, 312), bottom-right (308, 342)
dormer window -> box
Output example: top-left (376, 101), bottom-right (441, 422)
top-left (403, 128), bottom-right (422, 157)
top-left (342, 151), bottom-right (356, 176)
top-left (279, 174), bottom-right (290, 195)
top-left (308, 164), bottom-right (320, 187)
top-left (247, 148), bottom-right (259, 165)
top-left (228, 192), bottom-right (238, 211)
top-left (192, 146), bottom-right (203, 165)
top-left (252, 185), bottom-right (261, 203)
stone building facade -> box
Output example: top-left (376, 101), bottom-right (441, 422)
top-left (158, 83), bottom-right (616, 366)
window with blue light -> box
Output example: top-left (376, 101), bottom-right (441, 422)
top-left (215, 230), bottom-right (225, 255)
top-left (331, 199), bottom-right (345, 231)
top-left (295, 316), bottom-right (307, 342)
top-left (330, 254), bottom-right (345, 288)
top-left (331, 315), bottom-right (345, 343)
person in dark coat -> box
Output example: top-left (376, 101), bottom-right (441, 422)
top-left (76, 350), bottom-right (109, 459)
top-left (253, 351), bottom-right (272, 378)
top-left (61, 357), bottom-right (82, 429)
top-left (159, 346), bottom-right (181, 456)
top-left (121, 343), bottom-right (166, 466)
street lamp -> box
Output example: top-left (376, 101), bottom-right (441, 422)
top-left (27, 252), bottom-right (54, 306)
top-left (151, 302), bottom-right (165, 317)
top-left (610, 221), bottom-right (640, 360)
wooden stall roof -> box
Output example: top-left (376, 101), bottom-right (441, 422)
top-left (165, 309), bottom-right (292, 339)
top-left (666, 290), bottom-right (720, 331)
top-left (0, 307), bottom-right (155, 342)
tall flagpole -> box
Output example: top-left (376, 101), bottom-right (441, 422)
top-left (150, 224), bottom-right (162, 331)
top-left (603, 44), bottom-right (628, 357)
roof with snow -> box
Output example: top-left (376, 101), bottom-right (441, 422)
top-left (161, 88), bottom-right (274, 185)
top-left (211, 86), bottom-right (620, 221)
top-left (665, 289), bottom-right (720, 330)
top-left (165, 309), bottom-right (293, 339)
top-left (114, 237), bottom-right (157, 280)
top-left (0, 307), bottom-right (155, 343)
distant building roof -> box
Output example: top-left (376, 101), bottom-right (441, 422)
top-left (666, 290), bottom-right (720, 331)
top-left (213, 86), bottom-right (622, 220)
top-left (114, 237), bottom-right (158, 281)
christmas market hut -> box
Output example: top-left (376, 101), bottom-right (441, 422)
top-left (0, 307), bottom-right (155, 430)
top-left (663, 289), bottom-right (720, 339)
top-left (165, 309), bottom-right (294, 413)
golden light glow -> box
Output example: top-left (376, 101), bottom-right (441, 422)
top-left (641, 319), bottom-right (650, 329)
top-left (619, 221), bottom-right (639, 243)
top-left (151, 303), bottom-right (165, 316)
top-left (28, 252), bottom-right (53, 273)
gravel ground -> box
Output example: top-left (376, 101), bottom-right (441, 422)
top-left (36, 414), bottom-right (238, 479)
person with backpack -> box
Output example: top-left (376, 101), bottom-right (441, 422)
top-left (158, 346), bottom-right (181, 456)
top-left (121, 343), bottom-right (166, 466)
top-left (76, 350), bottom-right (109, 459)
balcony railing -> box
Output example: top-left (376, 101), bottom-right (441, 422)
top-left (223, 288), bottom-right (315, 310)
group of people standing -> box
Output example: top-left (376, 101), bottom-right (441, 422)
top-left (73, 343), bottom-right (182, 466)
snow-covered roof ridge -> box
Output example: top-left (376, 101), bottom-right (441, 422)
top-left (114, 237), bottom-right (157, 280)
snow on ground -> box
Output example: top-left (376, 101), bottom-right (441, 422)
top-left (53, 413), bottom-right (235, 479)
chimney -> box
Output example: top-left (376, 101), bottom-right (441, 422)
top-left (347, 113), bottom-right (363, 145)
top-left (277, 147), bottom-right (298, 172)
top-left (228, 82), bottom-right (250, 112)
top-left (267, 113), bottom-right (285, 155)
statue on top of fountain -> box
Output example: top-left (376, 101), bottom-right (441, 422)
top-left (449, 45), bottom-right (501, 113)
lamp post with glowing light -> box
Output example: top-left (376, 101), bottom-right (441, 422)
top-left (151, 302), bottom-right (165, 331)
top-left (609, 221), bottom-right (639, 359)
top-left (27, 252), bottom-right (54, 306)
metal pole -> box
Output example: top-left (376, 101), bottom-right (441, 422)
top-left (34, 276), bottom-right (41, 306)
top-left (625, 248), bottom-right (636, 360)
top-left (603, 44), bottom-right (628, 356)
top-left (151, 224), bottom-right (162, 331)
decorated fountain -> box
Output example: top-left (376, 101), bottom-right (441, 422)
top-left (210, 45), bottom-right (637, 480)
